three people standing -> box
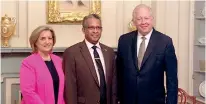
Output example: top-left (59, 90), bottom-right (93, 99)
top-left (20, 4), bottom-right (178, 104)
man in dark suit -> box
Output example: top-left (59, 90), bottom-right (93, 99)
top-left (116, 4), bottom-right (178, 104)
top-left (63, 14), bottom-right (117, 104)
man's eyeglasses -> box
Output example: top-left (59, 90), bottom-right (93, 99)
top-left (84, 26), bottom-right (102, 30)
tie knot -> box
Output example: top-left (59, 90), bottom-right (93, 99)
top-left (92, 46), bottom-right (97, 50)
top-left (141, 36), bottom-right (146, 40)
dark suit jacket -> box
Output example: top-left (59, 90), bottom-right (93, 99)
top-left (63, 41), bottom-right (117, 104)
top-left (116, 29), bottom-right (178, 104)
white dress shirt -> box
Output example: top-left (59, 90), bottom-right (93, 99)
top-left (85, 39), bottom-right (106, 85)
top-left (137, 29), bottom-right (153, 57)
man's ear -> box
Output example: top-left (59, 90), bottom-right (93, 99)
top-left (82, 27), bottom-right (87, 34)
top-left (132, 19), bottom-right (135, 24)
top-left (150, 16), bottom-right (154, 20)
top-left (82, 27), bottom-right (85, 33)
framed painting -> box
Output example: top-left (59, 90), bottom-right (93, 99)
top-left (47, 0), bottom-right (101, 24)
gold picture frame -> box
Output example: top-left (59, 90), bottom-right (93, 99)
top-left (47, 0), bottom-right (101, 24)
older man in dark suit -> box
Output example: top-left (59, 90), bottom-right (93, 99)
top-left (63, 14), bottom-right (117, 104)
top-left (116, 4), bottom-right (178, 104)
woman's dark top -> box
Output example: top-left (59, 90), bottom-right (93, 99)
top-left (45, 60), bottom-right (59, 104)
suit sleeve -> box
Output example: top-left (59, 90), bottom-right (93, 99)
top-left (165, 38), bottom-right (178, 104)
top-left (116, 36), bottom-right (123, 103)
top-left (63, 49), bottom-right (77, 104)
top-left (112, 51), bottom-right (118, 104)
top-left (20, 60), bottom-right (44, 104)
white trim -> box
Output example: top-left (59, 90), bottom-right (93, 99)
top-left (5, 78), bottom-right (20, 104)
top-left (188, 0), bottom-right (195, 95)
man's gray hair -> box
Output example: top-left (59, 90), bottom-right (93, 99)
top-left (82, 14), bottom-right (102, 28)
top-left (132, 4), bottom-right (153, 20)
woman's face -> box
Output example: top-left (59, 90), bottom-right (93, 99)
top-left (35, 30), bottom-right (54, 54)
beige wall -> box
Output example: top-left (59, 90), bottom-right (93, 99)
top-left (1, 0), bottom-right (194, 93)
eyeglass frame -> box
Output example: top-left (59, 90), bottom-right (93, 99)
top-left (83, 26), bottom-right (103, 30)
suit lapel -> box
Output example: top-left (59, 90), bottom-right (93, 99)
top-left (131, 31), bottom-right (138, 70)
top-left (80, 41), bottom-right (100, 87)
top-left (34, 54), bottom-right (55, 102)
top-left (35, 53), bottom-right (51, 75)
top-left (141, 29), bottom-right (157, 68)
top-left (35, 53), bottom-right (54, 86)
top-left (100, 44), bottom-right (109, 84)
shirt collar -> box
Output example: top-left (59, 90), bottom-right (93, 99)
top-left (85, 39), bottom-right (101, 49)
top-left (137, 29), bottom-right (153, 40)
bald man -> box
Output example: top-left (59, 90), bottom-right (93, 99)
top-left (116, 4), bottom-right (178, 104)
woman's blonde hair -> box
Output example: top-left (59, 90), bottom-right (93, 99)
top-left (29, 25), bottom-right (56, 53)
